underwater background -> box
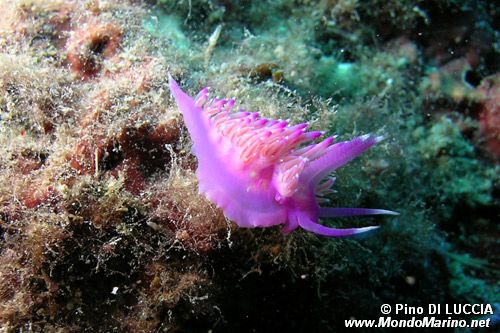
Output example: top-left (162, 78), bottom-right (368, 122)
top-left (0, 0), bottom-right (498, 332)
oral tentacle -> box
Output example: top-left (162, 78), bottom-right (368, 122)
top-left (318, 207), bottom-right (399, 217)
top-left (298, 213), bottom-right (380, 237)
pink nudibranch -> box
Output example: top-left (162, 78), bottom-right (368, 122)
top-left (169, 76), bottom-right (398, 237)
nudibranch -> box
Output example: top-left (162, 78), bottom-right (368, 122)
top-left (169, 76), bottom-right (398, 237)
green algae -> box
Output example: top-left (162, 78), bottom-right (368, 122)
top-left (143, 11), bottom-right (192, 53)
top-left (413, 116), bottom-right (497, 213)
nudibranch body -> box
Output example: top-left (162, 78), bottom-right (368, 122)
top-left (169, 76), bottom-right (398, 237)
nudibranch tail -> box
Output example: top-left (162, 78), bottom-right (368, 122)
top-left (168, 75), bottom-right (212, 154)
top-left (169, 75), bottom-right (398, 238)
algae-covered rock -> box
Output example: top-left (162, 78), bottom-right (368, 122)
top-left (0, 0), bottom-right (498, 332)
